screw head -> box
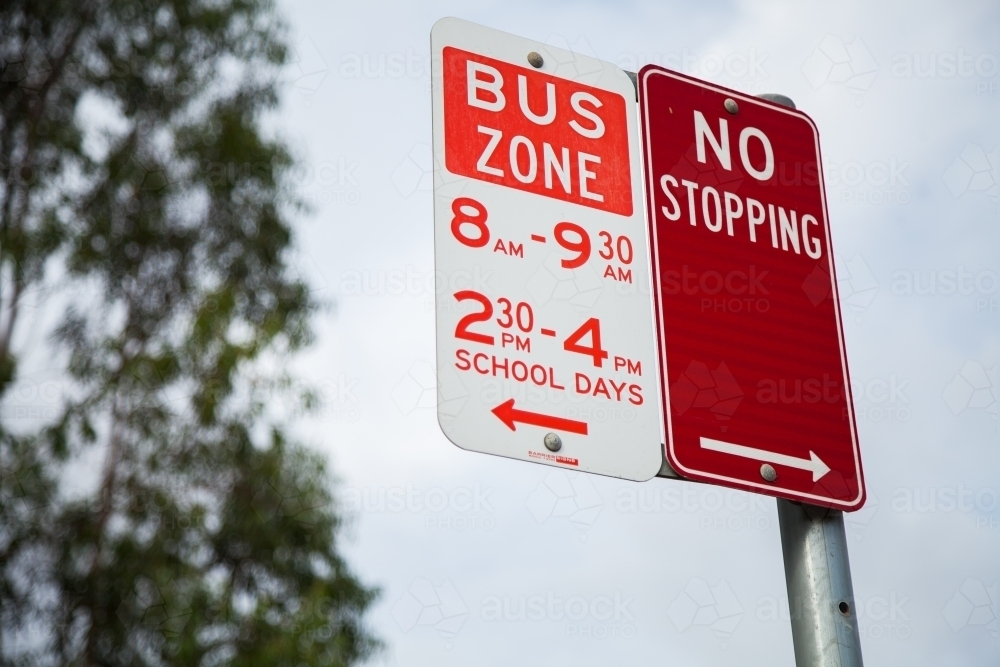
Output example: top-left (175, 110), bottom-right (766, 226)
top-left (527, 52), bottom-right (544, 68)
top-left (724, 98), bottom-right (739, 115)
top-left (758, 93), bottom-right (796, 110)
top-left (760, 464), bottom-right (777, 482)
top-left (543, 432), bottom-right (562, 452)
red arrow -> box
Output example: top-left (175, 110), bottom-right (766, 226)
top-left (491, 399), bottom-right (589, 435)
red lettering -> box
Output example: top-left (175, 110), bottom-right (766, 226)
top-left (473, 353), bottom-right (489, 375)
top-left (491, 356), bottom-right (509, 378)
top-left (549, 368), bottom-right (565, 390)
top-left (609, 379), bottom-right (627, 401)
top-left (592, 378), bottom-right (612, 400)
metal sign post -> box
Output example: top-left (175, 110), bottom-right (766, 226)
top-left (778, 500), bottom-right (864, 667)
top-left (758, 93), bottom-right (863, 667)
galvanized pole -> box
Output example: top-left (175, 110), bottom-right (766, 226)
top-left (777, 500), bottom-right (864, 667)
top-left (756, 92), bottom-right (864, 667)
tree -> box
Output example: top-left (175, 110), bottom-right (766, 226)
top-left (0, 1), bottom-right (379, 665)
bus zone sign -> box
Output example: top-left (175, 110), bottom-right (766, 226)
top-left (430, 18), bottom-right (662, 481)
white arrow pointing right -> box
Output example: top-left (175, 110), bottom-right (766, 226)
top-left (699, 437), bottom-right (832, 482)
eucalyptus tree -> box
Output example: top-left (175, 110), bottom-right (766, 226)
top-left (0, 1), bottom-right (377, 664)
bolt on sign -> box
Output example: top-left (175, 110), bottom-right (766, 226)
top-left (638, 65), bottom-right (865, 509)
top-left (430, 18), bottom-right (662, 481)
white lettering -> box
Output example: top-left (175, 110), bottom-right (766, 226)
top-left (509, 135), bottom-right (537, 183)
top-left (681, 179), bottom-right (699, 226)
top-left (739, 126), bottom-right (774, 181)
top-left (543, 143), bottom-right (571, 193)
top-left (702, 186), bottom-right (722, 232)
top-left (802, 214), bottom-right (821, 258)
top-left (579, 152), bottom-right (603, 202)
top-left (659, 174), bottom-right (682, 220)
top-left (747, 197), bottom-right (765, 242)
top-left (767, 203), bottom-right (778, 248)
top-left (518, 75), bottom-right (556, 125)
top-left (468, 62), bottom-right (505, 112)
top-left (694, 111), bottom-right (731, 170)
top-left (778, 207), bottom-right (800, 254)
top-left (723, 191), bottom-right (743, 236)
top-left (569, 92), bottom-right (605, 138)
top-left (476, 126), bottom-right (504, 177)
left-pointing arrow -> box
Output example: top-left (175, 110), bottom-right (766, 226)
top-left (699, 437), bottom-right (831, 482)
top-left (491, 399), bottom-right (588, 435)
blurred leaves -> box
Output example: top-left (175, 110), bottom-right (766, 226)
top-left (0, 0), bottom-right (378, 665)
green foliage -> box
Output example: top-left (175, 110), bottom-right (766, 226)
top-left (0, 1), bottom-right (378, 665)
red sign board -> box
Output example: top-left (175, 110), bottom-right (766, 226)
top-left (443, 47), bottom-right (633, 215)
top-left (638, 65), bottom-right (865, 510)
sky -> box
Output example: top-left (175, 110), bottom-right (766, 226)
top-left (119, 0), bottom-right (1000, 664)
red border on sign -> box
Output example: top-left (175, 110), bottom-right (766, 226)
top-left (639, 65), bottom-right (865, 510)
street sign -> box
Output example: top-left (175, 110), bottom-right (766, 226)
top-left (430, 18), bottom-right (662, 481)
top-left (637, 65), bottom-right (866, 509)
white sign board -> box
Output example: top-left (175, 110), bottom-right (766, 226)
top-left (431, 18), bottom-right (661, 480)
